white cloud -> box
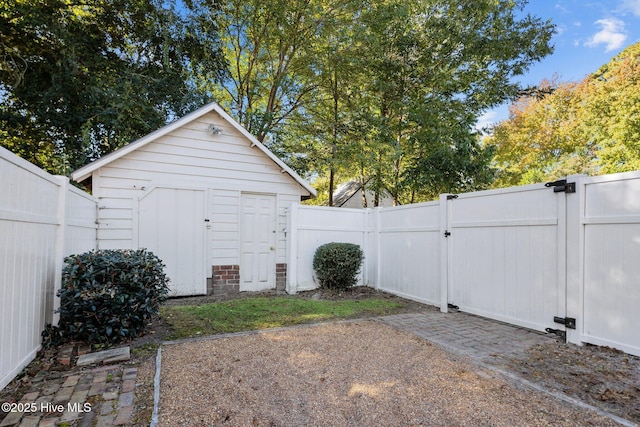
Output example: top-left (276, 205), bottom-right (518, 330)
top-left (475, 110), bottom-right (499, 133)
top-left (620, 0), bottom-right (640, 16)
top-left (584, 18), bottom-right (628, 51)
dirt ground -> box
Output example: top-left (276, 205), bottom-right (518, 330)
top-left (159, 321), bottom-right (620, 426)
top-left (1, 288), bottom-right (639, 426)
top-left (146, 288), bottom-right (640, 425)
top-left (503, 340), bottom-right (640, 423)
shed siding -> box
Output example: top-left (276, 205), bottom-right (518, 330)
top-left (92, 110), bottom-right (307, 277)
top-left (211, 189), bottom-right (240, 266)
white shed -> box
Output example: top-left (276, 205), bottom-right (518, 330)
top-left (71, 102), bottom-right (316, 296)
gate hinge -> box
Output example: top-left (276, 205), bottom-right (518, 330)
top-left (446, 194), bottom-right (458, 200)
top-left (545, 328), bottom-right (566, 340)
top-left (544, 179), bottom-right (576, 193)
top-left (553, 316), bottom-right (576, 329)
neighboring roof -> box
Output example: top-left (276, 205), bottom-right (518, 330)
top-left (332, 178), bottom-right (396, 207)
top-left (70, 102), bottom-right (316, 197)
top-left (333, 180), bottom-right (364, 207)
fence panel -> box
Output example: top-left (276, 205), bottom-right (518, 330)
top-left (0, 147), bottom-right (97, 391)
top-left (582, 172), bottom-right (640, 356)
top-left (283, 171), bottom-right (640, 357)
top-left (448, 184), bottom-right (566, 333)
top-left (286, 206), bottom-right (367, 292)
top-left (1, 148), bottom-right (62, 391)
top-left (376, 203), bottom-right (441, 305)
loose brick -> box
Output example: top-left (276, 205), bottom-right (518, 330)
top-left (113, 406), bottom-right (133, 426)
top-left (0, 410), bottom-right (23, 427)
top-left (53, 387), bottom-right (74, 404)
top-left (116, 391), bottom-right (134, 409)
top-left (121, 380), bottom-right (136, 393)
top-left (17, 415), bottom-right (40, 427)
top-left (99, 400), bottom-right (114, 416)
top-left (62, 375), bottom-right (80, 388)
top-left (20, 392), bottom-right (39, 402)
top-left (37, 417), bottom-right (57, 427)
top-left (95, 414), bottom-right (114, 427)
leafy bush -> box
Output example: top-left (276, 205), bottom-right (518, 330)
top-left (49, 249), bottom-right (170, 345)
top-left (312, 242), bottom-right (364, 291)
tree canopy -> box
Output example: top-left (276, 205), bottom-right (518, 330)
top-left (218, 0), bottom-right (555, 203)
top-left (0, 0), bottom-right (226, 173)
top-left (487, 42), bottom-right (640, 187)
top-left (2, 0), bottom-right (555, 203)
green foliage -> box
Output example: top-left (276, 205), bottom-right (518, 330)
top-left (2, 0), bottom-right (554, 198)
top-left (313, 243), bottom-right (364, 290)
top-left (488, 42), bottom-right (640, 186)
top-left (161, 296), bottom-right (403, 338)
top-left (51, 249), bottom-right (170, 345)
top-left (0, 0), bottom-right (226, 174)
top-left (274, 0), bottom-right (555, 203)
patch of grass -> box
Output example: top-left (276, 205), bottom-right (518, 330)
top-left (160, 297), bottom-right (403, 339)
top-left (131, 343), bottom-right (159, 358)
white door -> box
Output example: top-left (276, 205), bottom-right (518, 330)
top-left (240, 193), bottom-right (276, 291)
top-left (139, 187), bottom-right (208, 296)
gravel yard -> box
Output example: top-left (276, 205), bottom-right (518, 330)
top-left (159, 321), bottom-right (619, 426)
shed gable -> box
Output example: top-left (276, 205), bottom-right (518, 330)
top-left (96, 110), bottom-right (305, 195)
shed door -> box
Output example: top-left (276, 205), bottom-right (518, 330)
top-left (139, 187), bottom-right (208, 296)
top-left (240, 193), bottom-right (276, 291)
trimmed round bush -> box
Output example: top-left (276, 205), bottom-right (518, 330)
top-left (312, 242), bottom-right (364, 291)
top-left (52, 248), bottom-right (170, 345)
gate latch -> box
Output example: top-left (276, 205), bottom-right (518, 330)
top-left (553, 316), bottom-right (576, 329)
top-left (545, 179), bottom-right (576, 193)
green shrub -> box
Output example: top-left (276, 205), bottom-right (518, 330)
top-left (50, 249), bottom-right (170, 345)
top-left (312, 242), bottom-right (364, 291)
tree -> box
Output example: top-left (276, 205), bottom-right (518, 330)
top-left (204, 0), bottom-right (347, 144)
top-left (342, 0), bottom-right (555, 202)
top-left (487, 42), bottom-right (640, 186)
top-left (583, 43), bottom-right (640, 174)
top-left (0, 0), bottom-right (226, 174)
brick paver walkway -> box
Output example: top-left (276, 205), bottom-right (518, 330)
top-left (377, 309), bottom-right (559, 365)
top-left (0, 364), bottom-right (137, 427)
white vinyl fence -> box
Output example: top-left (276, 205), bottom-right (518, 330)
top-left (580, 173), bottom-right (640, 355)
top-left (286, 172), bottom-right (640, 356)
top-left (0, 147), bottom-right (97, 391)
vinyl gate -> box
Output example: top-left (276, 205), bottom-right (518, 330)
top-left (286, 172), bottom-right (640, 357)
top-left (445, 183), bottom-right (568, 334)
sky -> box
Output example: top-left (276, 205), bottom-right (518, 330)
top-left (476, 0), bottom-right (640, 130)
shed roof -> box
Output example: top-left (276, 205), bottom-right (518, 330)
top-left (70, 102), bottom-right (316, 197)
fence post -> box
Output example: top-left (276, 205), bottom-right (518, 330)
top-left (285, 203), bottom-right (299, 294)
top-left (374, 207), bottom-right (381, 290)
top-left (362, 208), bottom-right (373, 287)
top-left (52, 176), bottom-right (69, 326)
top-left (439, 194), bottom-right (450, 313)
top-left (565, 174), bottom-right (586, 346)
